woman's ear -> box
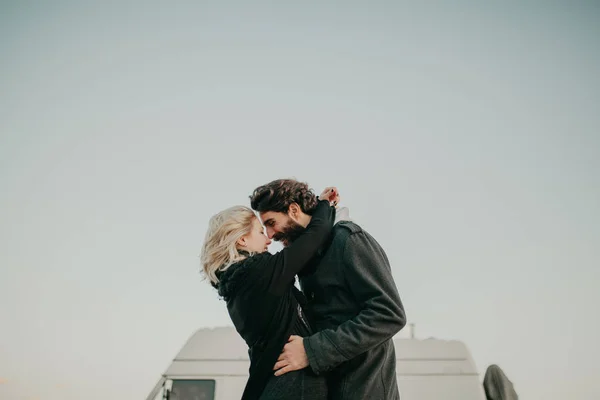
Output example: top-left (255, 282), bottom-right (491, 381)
top-left (237, 236), bottom-right (247, 248)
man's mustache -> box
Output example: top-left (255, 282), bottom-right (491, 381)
top-left (272, 234), bottom-right (291, 247)
top-left (272, 232), bottom-right (287, 242)
top-left (273, 231), bottom-right (296, 247)
top-left (272, 223), bottom-right (305, 246)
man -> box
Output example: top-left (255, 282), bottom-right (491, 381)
top-left (250, 179), bottom-right (406, 400)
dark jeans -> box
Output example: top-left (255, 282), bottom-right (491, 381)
top-left (259, 369), bottom-right (327, 400)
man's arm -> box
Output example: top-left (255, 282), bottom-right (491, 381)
top-left (303, 230), bottom-right (406, 375)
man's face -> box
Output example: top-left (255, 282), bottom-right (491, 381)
top-left (259, 211), bottom-right (306, 247)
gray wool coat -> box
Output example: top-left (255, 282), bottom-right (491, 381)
top-left (299, 216), bottom-right (406, 400)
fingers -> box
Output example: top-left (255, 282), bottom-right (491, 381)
top-left (332, 194), bottom-right (341, 206)
top-left (329, 187), bottom-right (338, 201)
top-left (319, 187), bottom-right (339, 203)
top-left (321, 187), bottom-right (336, 198)
top-left (319, 187), bottom-right (333, 200)
top-left (274, 365), bottom-right (295, 377)
top-left (273, 360), bottom-right (287, 370)
top-left (273, 335), bottom-right (307, 374)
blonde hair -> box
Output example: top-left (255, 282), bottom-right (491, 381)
top-left (200, 205), bottom-right (257, 285)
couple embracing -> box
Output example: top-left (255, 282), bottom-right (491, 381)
top-left (200, 179), bottom-right (406, 400)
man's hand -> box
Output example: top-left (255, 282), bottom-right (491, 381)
top-left (273, 335), bottom-right (309, 376)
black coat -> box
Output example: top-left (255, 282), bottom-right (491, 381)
top-left (215, 200), bottom-right (335, 400)
top-left (300, 221), bottom-right (406, 400)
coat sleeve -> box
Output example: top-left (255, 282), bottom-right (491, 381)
top-left (303, 230), bottom-right (406, 374)
top-left (262, 200), bottom-right (335, 295)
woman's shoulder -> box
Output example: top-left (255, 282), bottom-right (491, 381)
top-left (216, 252), bottom-right (274, 299)
top-left (232, 251), bottom-right (274, 272)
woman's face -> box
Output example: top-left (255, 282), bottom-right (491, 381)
top-left (240, 217), bottom-right (272, 253)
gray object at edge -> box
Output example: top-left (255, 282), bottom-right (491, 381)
top-left (483, 364), bottom-right (519, 400)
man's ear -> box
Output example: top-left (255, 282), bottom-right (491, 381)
top-left (288, 203), bottom-right (301, 220)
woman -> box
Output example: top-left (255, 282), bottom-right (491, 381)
top-left (200, 187), bottom-right (339, 400)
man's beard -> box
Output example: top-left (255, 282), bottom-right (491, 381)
top-left (273, 220), bottom-right (306, 247)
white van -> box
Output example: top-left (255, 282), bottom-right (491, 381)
top-left (146, 327), bottom-right (487, 400)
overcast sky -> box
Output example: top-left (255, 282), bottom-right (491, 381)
top-left (1, 1), bottom-right (599, 399)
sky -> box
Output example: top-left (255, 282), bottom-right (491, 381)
top-left (1, 1), bottom-right (599, 399)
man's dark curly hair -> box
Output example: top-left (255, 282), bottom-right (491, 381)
top-left (250, 179), bottom-right (319, 215)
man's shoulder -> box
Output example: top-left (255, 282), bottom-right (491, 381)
top-left (333, 220), bottom-right (363, 236)
top-left (320, 222), bottom-right (362, 255)
top-left (332, 221), bottom-right (383, 252)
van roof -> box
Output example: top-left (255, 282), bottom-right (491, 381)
top-left (170, 326), bottom-right (479, 375)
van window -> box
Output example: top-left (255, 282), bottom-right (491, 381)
top-left (170, 379), bottom-right (215, 400)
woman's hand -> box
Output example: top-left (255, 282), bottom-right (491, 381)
top-left (319, 187), bottom-right (340, 206)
